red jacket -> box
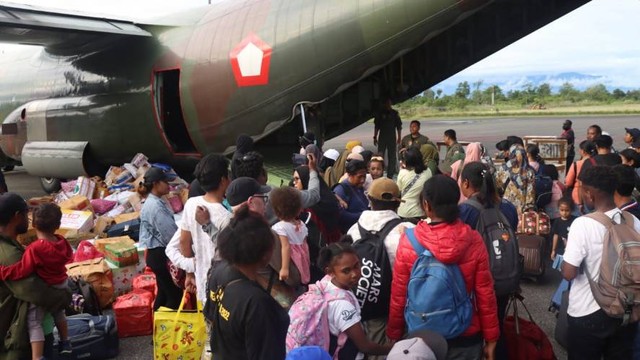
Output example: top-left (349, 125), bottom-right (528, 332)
top-left (0, 235), bottom-right (72, 285)
top-left (387, 220), bottom-right (500, 342)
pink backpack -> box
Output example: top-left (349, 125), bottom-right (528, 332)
top-left (286, 275), bottom-right (357, 359)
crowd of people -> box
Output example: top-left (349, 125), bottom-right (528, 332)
top-left (1, 108), bottom-right (640, 360)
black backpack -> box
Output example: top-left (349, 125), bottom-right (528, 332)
top-left (352, 218), bottom-right (403, 321)
top-left (534, 167), bottom-right (554, 210)
top-left (465, 198), bottom-right (521, 297)
top-left (66, 277), bottom-right (102, 316)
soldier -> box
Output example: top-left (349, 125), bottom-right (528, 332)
top-left (373, 99), bottom-right (402, 179)
top-left (400, 120), bottom-right (433, 153)
top-left (439, 129), bottom-right (465, 176)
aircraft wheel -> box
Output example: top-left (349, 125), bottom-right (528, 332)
top-left (2, 165), bottom-right (14, 172)
top-left (40, 177), bottom-right (62, 194)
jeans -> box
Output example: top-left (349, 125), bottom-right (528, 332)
top-left (568, 309), bottom-right (636, 360)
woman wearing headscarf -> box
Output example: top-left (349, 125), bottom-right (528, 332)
top-left (230, 134), bottom-right (254, 180)
top-left (494, 145), bottom-right (536, 214)
top-left (419, 143), bottom-right (439, 175)
top-left (450, 142), bottom-right (482, 203)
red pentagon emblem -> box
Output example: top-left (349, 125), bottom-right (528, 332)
top-left (230, 33), bottom-right (272, 87)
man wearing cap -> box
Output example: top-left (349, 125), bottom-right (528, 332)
top-left (346, 178), bottom-right (415, 359)
top-left (224, 176), bottom-right (302, 288)
top-left (373, 99), bottom-right (402, 179)
top-left (625, 127), bottom-right (640, 150)
top-left (0, 193), bottom-right (70, 359)
top-left (560, 119), bottom-right (575, 171)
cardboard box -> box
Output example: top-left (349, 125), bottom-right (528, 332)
top-left (104, 242), bottom-right (139, 267)
top-left (114, 212), bottom-right (140, 224)
top-left (73, 176), bottom-right (96, 199)
top-left (104, 166), bottom-right (124, 186)
top-left (128, 193), bottom-right (144, 213)
top-left (179, 188), bottom-right (189, 206)
top-left (130, 153), bottom-right (149, 168)
top-left (95, 236), bottom-right (135, 254)
top-left (66, 257), bottom-right (114, 309)
top-left (59, 195), bottom-right (93, 212)
top-left (94, 216), bottom-right (115, 235)
top-left (60, 210), bottom-right (94, 234)
top-left (27, 196), bottom-right (55, 209)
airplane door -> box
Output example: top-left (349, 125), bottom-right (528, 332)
top-left (153, 69), bottom-right (197, 154)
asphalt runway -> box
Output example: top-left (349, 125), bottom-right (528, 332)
top-left (4, 114), bottom-right (639, 359)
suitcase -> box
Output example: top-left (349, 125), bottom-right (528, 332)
top-left (106, 219), bottom-right (140, 241)
top-left (554, 286), bottom-right (570, 349)
top-left (52, 314), bottom-right (119, 360)
top-left (504, 294), bottom-right (557, 360)
top-left (518, 234), bottom-right (546, 278)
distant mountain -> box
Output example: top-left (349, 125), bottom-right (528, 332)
top-left (434, 72), bottom-right (634, 95)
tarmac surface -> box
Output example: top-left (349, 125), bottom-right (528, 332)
top-left (5, 114), bottom-right (640, 359)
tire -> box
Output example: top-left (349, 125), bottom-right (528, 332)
top-left (2, 165), bottom-right (14, 172)
top-left (40, 177), bottom-right (62, 194)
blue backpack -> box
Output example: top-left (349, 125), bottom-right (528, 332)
top-left (404, 229), bottom-right (473, 339)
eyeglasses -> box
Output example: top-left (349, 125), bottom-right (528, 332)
top-left (251, 194), bottom-right (269, 203)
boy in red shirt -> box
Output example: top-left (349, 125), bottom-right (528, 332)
top-left (0, 203), bottom-right (72, 359)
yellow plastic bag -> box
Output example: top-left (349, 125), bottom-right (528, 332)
top-left (153, 292), bottom-right (206, 360)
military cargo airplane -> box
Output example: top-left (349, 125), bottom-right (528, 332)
top-left (0, 0), bottom-right (590, 192)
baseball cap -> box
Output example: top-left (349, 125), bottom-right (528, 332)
top-left (346, 153), bottom-right (364, 162)
top-left (387, 330), bottom-right (448, 360)
top-left (0, 193), bottom-right (28, 214)
top-left (144, 167), bottom-right (177, 183)
top-left (323, 149), bottom-right (340, 161)
top-left (225, 177), bottom-right (271, 206)
top-left (285, 346), bottom-right (331, 360)
top-left (352, 145), bottom-right (365, 154)
top-left (626, 128), bottom-right (640, 141)
top-left (367, 177), bottom-right (402, 202)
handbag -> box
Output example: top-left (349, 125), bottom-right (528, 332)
top-left (504, 294), bottom-right (557, 360)
top-left (154, 291), bottom-right (206, 360)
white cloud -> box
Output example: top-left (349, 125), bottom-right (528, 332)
top-left (444, 0), bottom-right (640, 88)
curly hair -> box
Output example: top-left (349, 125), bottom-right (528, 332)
top-left (234, 151), bottom-right (265, 180)
top-left (195, 153), bottom-right (229, 192)
top-left (270, 186), bottom-right (302, 222)
top-left (33, 203), bottom-right (62, 233)
top-left (317, 235), bottom-right (357, 270)
top-left (578, 165), bottom-right (617, 196)
top-left (217, 205), bottom-right (274, 265)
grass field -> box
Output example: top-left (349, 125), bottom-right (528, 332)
top-left (397, 102), bottom-right (640, 120)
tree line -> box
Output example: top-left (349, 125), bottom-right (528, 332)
top-left (402, 81), bottom-right (640, 110)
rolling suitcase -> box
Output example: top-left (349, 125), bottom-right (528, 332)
top-left (52, 314), bottom-right (119, 360)
top-left (106, 219), bottom-right (140, 241)
top-left (518, 234), bottom-right (546, 278)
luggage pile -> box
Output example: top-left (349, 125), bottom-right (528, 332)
top-left (516, 209), bottom-right (551, 279)
top-left (18, 153), bottom-right (191, 359)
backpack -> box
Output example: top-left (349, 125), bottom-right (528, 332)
top-left (465, 198), bottom-right (521, 297)
top-left (286, 276), bottom-right (357, 356)
top-left (352, 218), bottom-right (403, 321)
top-left (534, 167), bottom-right (553, 210)
top-left (404, 229), bottom-right (473, 339)
top-left (584, 211), bottom-right (640, 325)
top-left (66, 277), bottom-right (103, 316)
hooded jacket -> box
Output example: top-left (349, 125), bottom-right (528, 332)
top-left (387, 220), bottom-right (499, 342)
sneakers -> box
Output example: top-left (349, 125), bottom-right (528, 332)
top-left (59, 340), bottom-right (73, 355)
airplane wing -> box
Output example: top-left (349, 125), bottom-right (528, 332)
top-left (0, 2), bottom-right (152, 51)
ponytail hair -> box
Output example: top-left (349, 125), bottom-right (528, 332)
top-left (137, 181), bottom-right (152, 197)
top-left (317, 235), bottom-right (357, 271)
top-left (460, 162), bottom-right (499, 206)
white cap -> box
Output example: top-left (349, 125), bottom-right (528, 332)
top-left (387, 330), bottom-right (447, 360)
top-left (323, 149), bottom-right (340, 161)
top-left (351, 145), bottom-right (365, 154)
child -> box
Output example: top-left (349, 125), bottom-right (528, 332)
top-left (550, 197), bottom-right (576, 261)
top-left (0, 203), bottom-right (72, 359)
top-left (368, 155), bottom-right (385, 181)
top-left (526, 144), bottom-right (544, 172)
top-left (316, 237), bottom-right (392, 359)
top-left (271, 186), bottom-right (311, 286)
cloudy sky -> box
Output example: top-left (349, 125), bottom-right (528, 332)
top-left (4, 0), bottom-right (639, 90)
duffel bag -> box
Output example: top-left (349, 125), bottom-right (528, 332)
top-left (52, 314), bottom-right (119, 360)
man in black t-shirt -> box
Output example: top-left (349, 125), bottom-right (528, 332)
top-left (579, 135), bottom-right (621, 178)
top-left (612, 165), bottom-right (640, 220)
top-left (373, 99), bottom-right (402, 179)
